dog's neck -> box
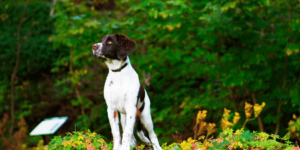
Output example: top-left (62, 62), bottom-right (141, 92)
top-left (105, 57), bottom-right (131, 72)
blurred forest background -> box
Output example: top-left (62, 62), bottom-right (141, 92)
top-left (0, 0), bottom-right (300, 149)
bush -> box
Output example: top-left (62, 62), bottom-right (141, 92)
top-left (35, 102), bottom-right (299, 150)
top-left (37, 130), bottom-right (109, 150)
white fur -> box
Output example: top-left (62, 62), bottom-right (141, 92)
top-left (93, 43), bottom-right (162, 150)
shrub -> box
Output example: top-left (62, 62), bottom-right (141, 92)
top-left (36, 102), bottom-right (299, 150)
top-left (39, 130), bottom-right (110, 150)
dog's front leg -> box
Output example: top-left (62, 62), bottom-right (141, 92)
top-left (107, 108), bottom-right (121, 150)
top-left (120, 106), bottom-right (136, 150)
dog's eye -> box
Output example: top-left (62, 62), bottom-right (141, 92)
top-left (107, 40), bottom-right (112, 44)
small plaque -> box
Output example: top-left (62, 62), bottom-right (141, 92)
top-left (30, 116), bottom-right (68, 136)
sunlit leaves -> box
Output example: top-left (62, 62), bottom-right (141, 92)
top-left (44, 130), bottom-right (109, 150)
top-left (1, 0), bottom-right (300, 145)
top-left (285, 44), bottom-right (299, 56)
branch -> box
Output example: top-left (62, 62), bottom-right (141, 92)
top-left (10, 0), bottom-right (29, 137)
top-left (69, 47), bottom-right (85, 116)
top-left (275, 0), bottom-right (292, 135)
top-left (251, 91), bottom-right (264, 132)
top-left (275, 55), bottom-right (288, 135)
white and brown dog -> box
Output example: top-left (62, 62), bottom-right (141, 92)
top-left (92, 34), bottom-right (162, 150)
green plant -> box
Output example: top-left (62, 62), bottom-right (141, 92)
top-left (287, 114), bottom-right (300, 141)
top-left (38, 130), bottom-right (109, 150)
top-left (180, 102), bottom-right (298, 150)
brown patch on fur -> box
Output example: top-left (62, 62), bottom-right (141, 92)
top-left (136, 107), bottom-right (140, 118)
top-left (138, 82), bottom-right (145, 103)
top-left (114, 111), bottom-right (118, 120)
top-left (137, 82), bottom-right (145, 112)
top-left (136, 107), bottom-right (143, 132)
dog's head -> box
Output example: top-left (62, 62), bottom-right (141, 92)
top-left (92, 34), bottom-right (136, 61)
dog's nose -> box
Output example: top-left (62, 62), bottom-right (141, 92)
top-left (92, 44), bottom-right (99, 51)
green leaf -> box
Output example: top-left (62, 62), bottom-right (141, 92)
top-left (241, 130), bottom-right (255, 141)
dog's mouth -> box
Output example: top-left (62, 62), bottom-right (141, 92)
top-left (93, 53), bottom-right (106, 62)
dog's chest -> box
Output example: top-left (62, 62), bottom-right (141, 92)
top-left (104, 73), bottom-right (139, 114)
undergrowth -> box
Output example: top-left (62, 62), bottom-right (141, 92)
top-left (31, 102), bottom-right (300, 150)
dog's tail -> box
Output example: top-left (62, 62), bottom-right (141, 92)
top-left (136, 116), bottom-right (151, 143)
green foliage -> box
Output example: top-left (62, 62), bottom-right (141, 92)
top-left (287, 115), bottom-right (300, 140)
top-left (1, 0), bottom-right (300, 148)
top-left (38, 130), bottom-right (110, 150)
top-left (0, 1), bottom-right (62, 80)
top-left (0, 0), bottom-right (66, 120)
top-left (210, 128), bottom-right (296, 150)
top-left (37, 128), bottom-right (297, 150)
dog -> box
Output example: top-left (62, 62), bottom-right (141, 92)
top-left (92, 34), bottom-right (162, 150)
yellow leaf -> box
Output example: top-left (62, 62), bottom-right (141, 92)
top-left (199, 17), bottom-right (205, 20)
top-left (89, 132), bottom-right (97, 137)
top-left (207, 123), bottom-right (216, 135)
top-left (85, 138), bottom-right (91, 143)
top-left (67, 140), bottom-right (72, 146)
top-left (233, 112), bottom-right (240, 124)
top-left (48, 36), bottom-right (52, 42)
top-left (254, 102), bottom-right (265, 117)
top-left (78, 135), bottom-right (84, 140)
top-left (221, 7), bottom-right (228, 12)
top-left (161, 12), bottom-right (167, 19)
top-left (229, 2), bottom-right (236, 9)
top-left (266, 0), bottom-right (270, 6)
top-left (223, 108), bottom-right (231, 120)
top-left (166, 25), bottom-right (173, 31)
top-left (291, 127), bottom-right (296, 132)
top-left (221, 119), bottom-right (233, 130)
top-left (293, 114), bottom-right (297, 119)
top-left (76, 141), bottom-right (83, 145)
top-left (72, 143), bottom-right (77, 147)
top-left (244, 102), bottom-right (253, 118)
top-left (196, 110), bottom-right (207, 125)
top-left (0, 13), bottom-right (8, 21)
top-left (43, 146), bottom-right (49, 150)
top-left (61, 140), bottom-right (68, 147)
top-left (286, 49), bottom-right (293, 56)
top-left (73, 30), bottom-right (78, 35)
top-left (79, 28), bottom-right (84, 34)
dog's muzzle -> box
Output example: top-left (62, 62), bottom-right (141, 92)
top-left (92, 43), bottom-right (106, 61)
top-left (92, 44), bottom-right (99, 51)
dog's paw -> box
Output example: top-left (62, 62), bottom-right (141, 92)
top-left (120, 144), bottom-right (131, 150)
top-left (130, 136), bottom-right (137, 147)
top-left (113, 146), bottom-right (120, 150)
top-left (113, 144), bottom-right (121, 150)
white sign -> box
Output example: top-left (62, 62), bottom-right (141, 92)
top-left (30, 116), bottom-right (68, 136)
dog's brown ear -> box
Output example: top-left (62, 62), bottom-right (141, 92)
top-left (116, 34), bottom-right (136, 60)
